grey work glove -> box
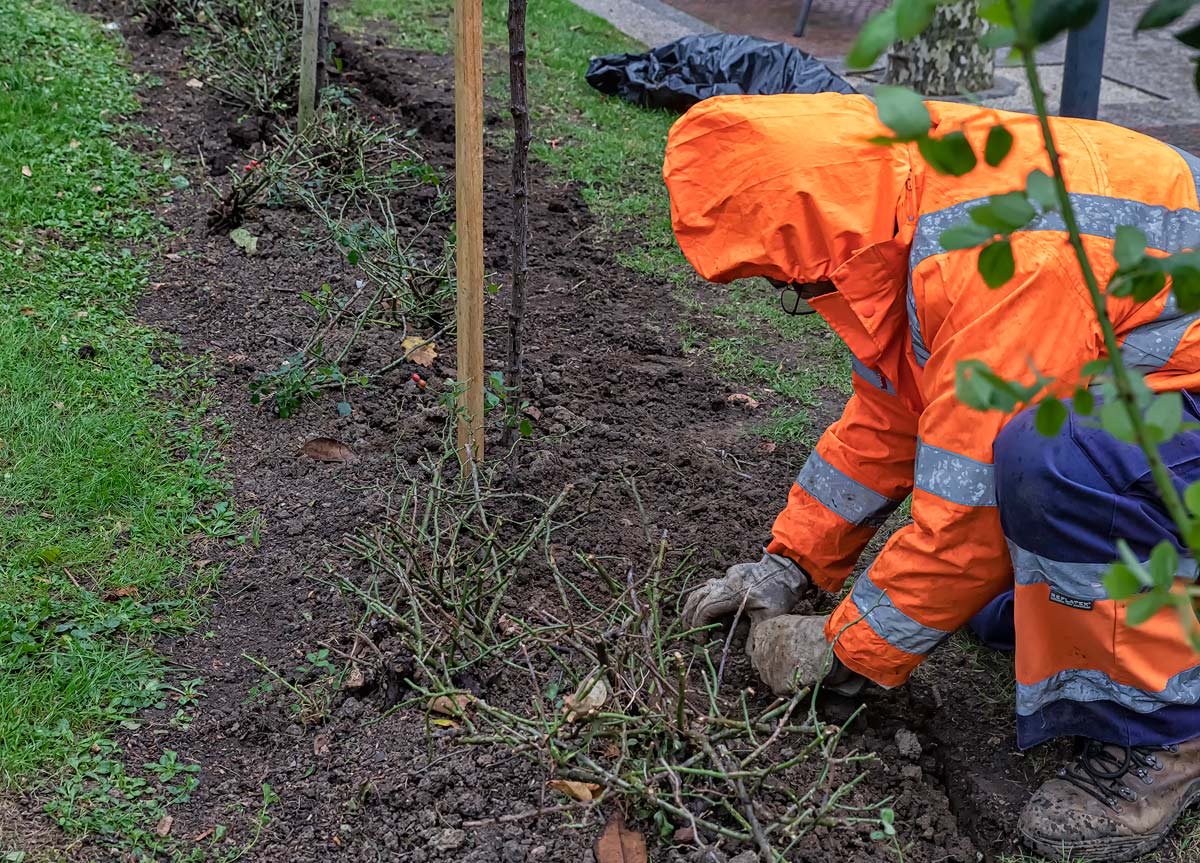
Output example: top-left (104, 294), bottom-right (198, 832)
top-left (748, 614), bottom-right (866, 697)
top-left (681, 552), bottom-right (810, 630)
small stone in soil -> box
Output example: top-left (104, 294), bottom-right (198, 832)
top-left (433, 828), bottom-right (466, 852)
top-left (895, 727), bottom-right (923, 761)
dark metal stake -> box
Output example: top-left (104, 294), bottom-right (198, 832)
top-left (1060, 0), bottom-right (1109, 119)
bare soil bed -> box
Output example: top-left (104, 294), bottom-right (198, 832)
top-left (33, 4), bottom-right (1190, 861)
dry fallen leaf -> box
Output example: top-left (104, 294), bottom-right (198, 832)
top-left (313, 734), bottom-right (330, 756)
top-left (343, 664), bottom-right (365, 690)
top-left (548, 779), bottom-right (601, 802)
top-left (726, 393), bottom-right (760, 410)
top-left (300, 437), bottom-right (356, 463)
top-left (401, 335), bottom-right (437, 367)
top-left (21, 165), bottom-right (31, 177)
top-left (156, 815), bottom-right (174, 838)
top-left (69, 139), bottom-right (80, 149)
top-left (522, 405), bottom-right (542, 421)
top-left (758, 441), bottom-right (777, 453)
top-left (104, 585), bottom-right (139, 602)
top-left (593, 811), bottom-right (647, 863)
top-left (192, 827), bottom-right (214, 842)
top-left (428, 693), bottom-right (472, 716)
top-left (185, 77), bottom-right (204, 88)
top-left (19, 307), bottom-right (34, 316)
top-left (673, 826), bottom-right (696, 844)
top-left (165, 253), bottom-right (182, 262)
top-left (563, 674), bottom-right (609, 723)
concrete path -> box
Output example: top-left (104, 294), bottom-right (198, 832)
top-left (571, 0), bottom-right (1200, 151)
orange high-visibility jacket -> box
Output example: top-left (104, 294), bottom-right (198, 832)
top-left (663, 93), bottom-right (1200, 689)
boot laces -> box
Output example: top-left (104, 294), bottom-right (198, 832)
top-left (1059, 740), bottom-right (1176, 810)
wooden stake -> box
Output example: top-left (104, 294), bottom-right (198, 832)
top-left (455, 0), bottom-right (485, 466)
top-left (297, 0), bottom-right (321, 132)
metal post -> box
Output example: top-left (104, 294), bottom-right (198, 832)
top-left (1060, 0), bottom-right (1109, 119)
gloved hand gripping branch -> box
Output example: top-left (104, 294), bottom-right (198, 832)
top-left (681, 552), bottom-right (811, 629)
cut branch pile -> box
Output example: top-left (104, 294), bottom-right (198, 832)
top-left (341, 440), bottom-right (890, 860)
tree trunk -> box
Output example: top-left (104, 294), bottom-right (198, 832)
top-left (885, 0), bottom-right (995, 96)
top-left (502, 0), bottom-right (530, 452)
top-left (316, 0), bottom-right (330, 98)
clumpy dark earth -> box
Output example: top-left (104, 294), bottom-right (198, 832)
top-left (18, 3), bottom-right (1191, 862)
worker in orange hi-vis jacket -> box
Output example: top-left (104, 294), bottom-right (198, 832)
top-left (664, 92), bottom-right (1200, 862)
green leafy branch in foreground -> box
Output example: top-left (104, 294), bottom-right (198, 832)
top-left (850, 0), bottom-right (1200, 647)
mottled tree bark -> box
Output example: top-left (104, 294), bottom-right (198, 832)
top-left (885, 0), bottom-right (995, 96)
top-left (502, 0), bottom-right (530, 452)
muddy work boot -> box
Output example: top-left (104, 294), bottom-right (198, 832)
top-left (747, 614), bottom-right (866, 696)
top-left (1019, 737), bottom-right (1200, 862)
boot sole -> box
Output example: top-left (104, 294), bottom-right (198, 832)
top-left (1019, 780), bottom-right (1200, 863)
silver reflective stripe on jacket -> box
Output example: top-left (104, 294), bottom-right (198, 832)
top-left (1018, 666), bottom-right (1200, 717)
top-left (908, 192), bottom-right (1200, 367)
top-left (1123, 293), bottom-right (1200, 374)
top-left (797, 451), bottom-right (901, 527)
top-left (851, 353), bottom-right (896, 394)
top-left (1009, 540), bottom-right (1200, 602)
top-left (850, 566), bottom-right (951, 655)
top-left (914, 439), bottom-right (996, 507)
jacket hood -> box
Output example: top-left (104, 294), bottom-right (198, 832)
top-left (662, 93), bottom-right (912, 285)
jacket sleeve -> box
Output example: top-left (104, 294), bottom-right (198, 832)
top-left (826, 237), bottom-right (1104, 687)
top-left (768, 359), bottom-right (919, 592)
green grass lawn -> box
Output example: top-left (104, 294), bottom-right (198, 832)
top-left (0, 0), bottom-right (226, 850)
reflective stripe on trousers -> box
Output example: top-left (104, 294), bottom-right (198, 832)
top-left (796, 451), bottom-right (902, 527)
top-left (847, 565), bottom-right (952, 656)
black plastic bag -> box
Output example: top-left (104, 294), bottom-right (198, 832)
top-left (585, 33), bottom-right (856, 112)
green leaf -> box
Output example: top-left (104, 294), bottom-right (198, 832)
top-left (941, 222), bottom-right (996, 251)
top-left (1031, 0), bottom-right (1102, 45)
top-left (336, 401), bottom-right (352, 417)
top-left (985, 125), bottom-right (1014, 167)
top-left (1103, 564), bottom-right (1144, 600)
top-left (347, 249), bottom-right (359, 265)
top-left (981, 25), bottom-right (1017, 49)
top-left (1082, 358), bottom-right (1111, 377)
top-left (1100, 399), bottom-right (1136, 442)
top-left (229, 227), bottom-right (258, 256)
top-left (979, 240), bottom-right (1016, 288)
top-left (989, 191), bottom-right (1037, 229)
top-left (1178, 21), bottom-right (1200, 49)
top-left (969, 204), bottom-right (1015, 233)
top-left (918, 132), bottom-right (978, 176)
top-left (1186, 480), bottom-right (1200, 516)
top-left (1035, 397), bottom-right (1068, 436)
top-left (1126, 592), bottom-right (1168, 626)
top-left (1146, 390), bottom-right (1184, 442)
top-left (848, 7), bottom-right (899, 68)
top-left (1171, 266), bottom-right (1200, 312)
top-left (875, 85), bottom-right (932, 141)
top-left (1138, 0), bottom-right (1200, 31)
top-left (518, 417), bottom-right (533, 438)
top-left (1073, 386), bottom-right (1096, 415)
top-left (979, 0), bottom-right (1013, 25)
top-left (1148, 540), bottom-right (1180, 589)
top-left (1026, 169), bottom-right (1059, 210)
top-left (956, 360), bottom-right (997, 410)
top-left (1131, 269), bottom-right (1168, 302)
top-left (895, 0), bottom-right (937, 39)
top-left (1114, 225), bottom-right (1148, 269)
